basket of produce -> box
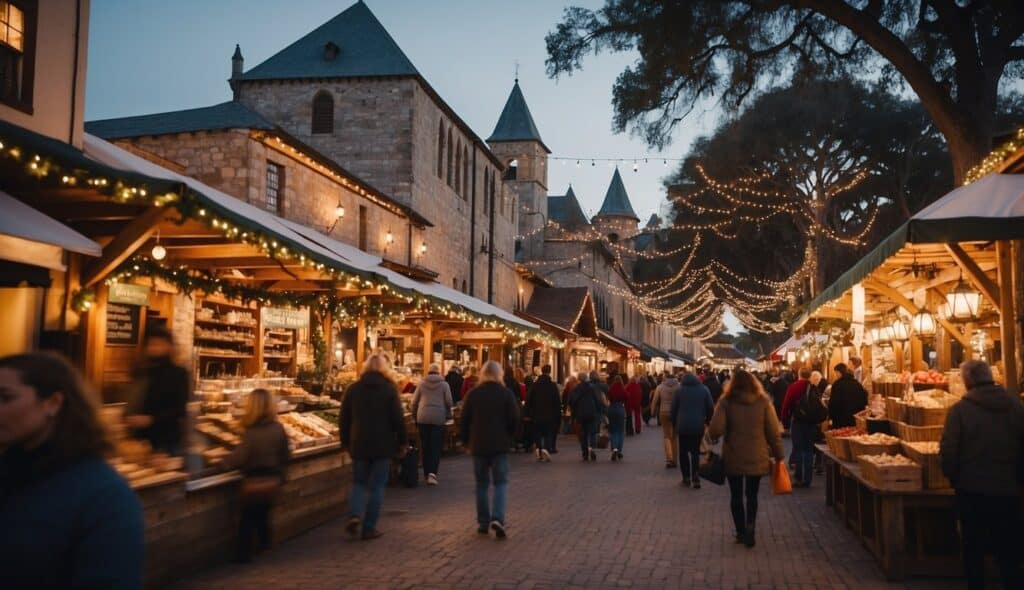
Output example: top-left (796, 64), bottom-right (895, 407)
top-left (904, 390), bottom-right (956, 426)
top-left (885, 397), bottom-right (906, 422)
top-left (857, 454), bottom-right (922, 492)
top-left (895, 421), bottom-right (944, 443)
top-left (846, 433), bottom-right (902, 459)
top-left (901, 441), bottom-right (950, 489)
top-left (825, 427), bottom-right (860, 461)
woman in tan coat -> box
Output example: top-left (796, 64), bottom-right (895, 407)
top-left (708, 370), bottom-right (784, 548)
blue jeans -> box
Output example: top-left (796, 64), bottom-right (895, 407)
top-left (607, 403), bottom-right (626, 452)
top-left (790, 421), bottom-right (816, 486)
top-left (473, 454), bottom-right (509, 526)
top-left (350, 458), bottom-right (390, 532)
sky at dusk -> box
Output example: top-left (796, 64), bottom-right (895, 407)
top-left (85, 0), bottom-right (721, 226)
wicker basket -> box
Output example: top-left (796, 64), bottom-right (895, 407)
top-left (857, 457), bottom-right (922, 492)
top-left (825, 432), bottom-right (855, 461)
top-left (854, 410), bottom-right (868, 432)
top-left (885, 397), bottom-right (906, 422)
top-left (905, 404), bottom-right (949, 427)
top-left (874, 382), bottom-right (906, 397)
top-left (895, 421), bottom-right (944, 443)
top-left (847, 438), bottom-right (901, 459)
top-left (901, 442), bottom-right (950, 489)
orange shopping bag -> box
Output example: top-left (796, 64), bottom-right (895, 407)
top-left (771, 460), bottom-right (792, 495)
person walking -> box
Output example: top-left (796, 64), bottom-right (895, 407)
top-left (827, 363), bottom-right (868, 428)
top-left (651, 372), bottom-right (681, 468)
top-left (524, 365), bottom-right (561, 462)
top-left (625, 376), bottom-right (643, 435)
top-left (940, 360), bottom-right (1024, 590)
top-left (782, 368), bottom-right (825, 487)
top-left (670, 370), bottom-right (715, 488)
top-left (0, 352), bottom-right (144, 590)
top-left (222, 388), bottom-right (290, 562)
top-left (340, 355), bottom-right (408, 541)
top-left (607, 376), bottom-right (628, 461)
top-left (125, 326), bottom-right (190, 455)
top-left (411, 363), bottom-right (453, 486)
top-left (460, 361), bottom-right (520, 538)
top-left (639, 373), bottom-right (653, 426)
top-left (460, 365), bottom-right (479, 401)
top-left (769, 370), bottom-right (793, 421)
top-left (568, 372), bottom-right (602, 461)
top-left (708, 370), bottom-right (784, 548)
top-left (445, 365), bottom-right (464, 404)
top-left (704, 371), bottom-right (723, 404)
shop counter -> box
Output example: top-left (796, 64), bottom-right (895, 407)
top-left (818, 444), bottom-right (960, 581)
top-left (140, 444), bottom-right (349, 589)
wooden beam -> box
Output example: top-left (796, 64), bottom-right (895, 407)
top-left (997, 241), bottom-right (1018, 392)
top-left (82, 207), bottom-right (172, 287)
top-left (865, 278), bottom-right (971, 348)
top-left (945, 243), bottom-right (1001, 309)
top-left (266, 280), bottom-right (327, 291)
top-left (165, 243), bottom-right (261, 259)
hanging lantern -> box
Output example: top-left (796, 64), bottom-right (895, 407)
top-left (936, 301), bottom-right (951, 320)
top-left (912, 311), bottom-right (936, 338)
top-left (946, 279), bottom-right (980, 321)
top-left (890, 315), bottom-right (911, 341)
top-left (867, 326), bottom-right (883, 345)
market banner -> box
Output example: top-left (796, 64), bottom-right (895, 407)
top-left (108, 283), bottom-right (150, 306)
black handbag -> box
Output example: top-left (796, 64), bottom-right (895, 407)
top-left (699, 449), bottom-right (726, 485)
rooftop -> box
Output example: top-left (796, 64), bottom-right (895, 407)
top-left (548, 186), bottom-right (590, 229)
top-left (85, 101), bottom-right (274, 138)
top-left (524, 286), bottom-right (597, 337)
top-left (487, 80), bottom-right (550, 153)
top-left (595, 168), bottom-right (639, 221)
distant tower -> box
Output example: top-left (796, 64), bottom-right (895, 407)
top-left (487, 78), bottom-right (550, 262)
top-left (593, 168), bottom-right (641, 269)
top-left (230, 44), bottom-right (244, 100)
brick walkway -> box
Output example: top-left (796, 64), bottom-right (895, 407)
top-left (172, 427), bottom-right (961, 590)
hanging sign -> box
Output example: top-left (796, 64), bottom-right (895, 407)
top-left (261, 307), bottom-right (309, 330)
top-left (108, 283), bottom-right (150, 306)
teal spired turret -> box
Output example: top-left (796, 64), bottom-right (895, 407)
top-left (488, 79), bottom-right (550, 262)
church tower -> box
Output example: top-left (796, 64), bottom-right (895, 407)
top-left (487, 79), bottom-right (550, 262)
top-left (593, 168), bottom-right (641, 270)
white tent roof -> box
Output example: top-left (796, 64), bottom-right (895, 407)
top-left (0, 189), bottom-right (101, 256)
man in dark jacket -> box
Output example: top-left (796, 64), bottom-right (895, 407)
top-left (769, 370), bottom-right (792, 421)
top-left (340, 355), bottom-right (407, 541)
top-left (460, 361), bottom-right (520, 538)
top-left (704, 372), bottom-right (723, 404)
top-left (445, 366), bottom-right (464, 404)
top-left (126, 327), bottom-right (190, 455)
top-left (569, 372), bottom-right (602, 462)
top-left (940, 360), bottom-right (1024, 590)
top-left (827, 363), bottom-right (868, 428)
top-left (525, 365), bottom-right (561, 462)
top-left (669, 371), bottom-right (715, 488)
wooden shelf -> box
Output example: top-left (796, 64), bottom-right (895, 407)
top-left (199, 298), bottom-right (257, 311)
top-left (263, 354), bottom-right (293, 359)
top-left (197, 351), bottom-right (254, 359)
top-left (194, 335), bottom-right (255, 346)
top-left (195, 317), bottom-right (258, 329)
top-left (266, 329), bottom-right (294, 336)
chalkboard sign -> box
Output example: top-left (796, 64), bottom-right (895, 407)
top-left (442, 342), bottom-right (457, 360)
top-left (106, 303), bottom-right (141, 344)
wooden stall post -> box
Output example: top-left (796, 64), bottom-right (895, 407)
top-left (356, 318), bottom-right (366, 367)
top-left (997, 240), bottom-right (1019, 392)
top-left (421, 320), bottom-right (433, 371)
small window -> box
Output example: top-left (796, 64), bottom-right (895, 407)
top-left (0, 0), bottom-right (34, 110)
top-left (311, 91), bottom-right (334, 134)
top-left (437, 120), bottom-right (444, 179)
top-left (358, 205), bottom-right (368, 251)
top-left (462, 146), bottom-right (470, 198)
top-left (455, 141), bottom-right (462, 195)
top-left (452, 277), bottom-right (457, 290)
top-left (483, 169), bottom-right (489, 215)
top-left (504, 159), bottom-right (518, 180)
top-left (446, 128), bottom-right (453, 186)
top-left (461, 279), bottom-right (467, 294)
top-left (266, 162), bottom-right (284, 213)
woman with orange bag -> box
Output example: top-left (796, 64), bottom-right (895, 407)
top-left (708, 370), bottom-right (784, 548)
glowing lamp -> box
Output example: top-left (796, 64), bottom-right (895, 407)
top-left (890, 316), bottom-right (910, 342)
top-left (946, 279), bottom-right (980, 321)
top-left (151, 244), bottom-right (167, 260)
top-left (335, 203), bottom-right (345, 218)
top-left (912, 311), bottom-right (936, 338)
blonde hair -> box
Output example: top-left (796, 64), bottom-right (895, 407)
top-left (362, 354), bottom-right (390, 375)
top-left (479, 360), bottom-right (504, 384)
top-left (428, 363), bottom-right (441, 374)
top-left (242, 388), bottom-right (278, 427)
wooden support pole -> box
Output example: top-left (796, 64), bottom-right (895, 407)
top-left (945, 243), bottom-right (1001, 309)
top-left (421, 320), bottom-right (433, 372)
top-left (356, 318), bottom-right (366, 368)
top-left (997, 241), bottom-right (1019, 392)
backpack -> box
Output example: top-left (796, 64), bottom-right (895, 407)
top-left (795, 383), bottom-right (828, 424)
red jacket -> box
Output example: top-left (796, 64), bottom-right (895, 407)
top-left (460, 376), bottom-right (478, 400)
top-left (781, 379), bottom-right (811, 424)
top-left (608, 382), bottom-right (629, 405)
top-left (625, 382), bottom-right (643, 410)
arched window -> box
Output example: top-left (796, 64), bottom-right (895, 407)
top-left (483, 168), bottom-right (489, 215)
top-left (437, 120), bottom-right (444, 179)
top-left (311, 91), bottom-right (334, 134)
top-left (455, 141), bottom-right (462, 195)
top-left (504, 159), bottom-right (518, 180)
top-left (462, 145), bottom-right (470, 197)
top-left (446, 128), bottom-right (453, 186)
top-left (452, 277), bottom-right (458, 289)
top-left (461, 279), bottom-right (467, 293)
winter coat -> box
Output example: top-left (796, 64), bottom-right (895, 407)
top-left (704, 375), bottom-right (723, 403)
top-left (769, 376), bottom-right (792, 418)
top-left (445, 370), bottom-right (464, 403)
top-left (411, 373), bottom-right (453, 426)
top-left (708, 388), bottom-right (784, 477)
top-left (339, 371), bottom-right (407, 460)
top-left (827, 373), bottom-right (868, 428)
top-left (568, 380), bottom-right (602, 423)
top-left (460, 376), bottom-right (478, 400)
top-left (525, 374), bottom-right (562, 423)
top-left (608, 382), bottom-right (629, 405)
top-left (460, 381), bottom-right (520, 456)
top-left (0, 448), bottom-right (144, 590)
top-left (940, 383), bottom-right (1024, 496)
top-left (626, 382), bottom-right (643, 411)
top-left (651, 377), bottom-right (681, 418)
top-left (223, 419), bottom-right (291, 481)
top-left (670, 373), bottom-right (715, 436)
top-left (781, 379), bottom-right (811, 425)
top-left (132, 356), bottom-right (190, 453)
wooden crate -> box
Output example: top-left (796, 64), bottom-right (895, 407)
top-left (857, 457), bottom-right (922, 492)
top-left (895, 421), bottom-right (944, 442)
top-left (847, 438), bottom-right (901, 459)
top-left (833, 436), bottom-right (854, 461)
top-left (901, 442), bottom-right (950, 489)
top-left (875, 382), bottom-right (906, 397)
top-left (905, 404), bottom-right (949, 427)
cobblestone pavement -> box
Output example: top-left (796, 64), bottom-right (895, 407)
top-left (173, 427), bottom-right (962, 590)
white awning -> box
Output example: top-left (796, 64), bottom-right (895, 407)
top-left (0, 190), bottom-right (102, 270)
